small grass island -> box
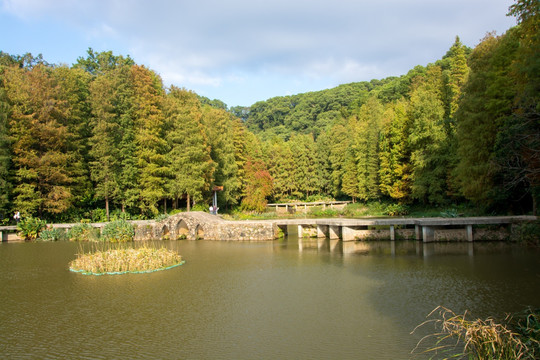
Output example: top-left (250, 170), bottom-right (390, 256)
top-left (70, 246), bottom-right (185, 275)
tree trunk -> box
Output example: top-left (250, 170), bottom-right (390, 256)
top-left (163, 198), bottom-right (167, 214)
top-left (105, 196), bottom-right (110, 222)
top-left (187, 194), bottom-right (191, 212)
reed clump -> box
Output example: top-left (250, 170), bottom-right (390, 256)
top-left (69, 245), bottom-right (184, 275)
top-left (412, 306), bottom-right (539, 359)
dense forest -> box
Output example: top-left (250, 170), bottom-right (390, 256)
top-left (0, 0), bottom-right (538, 222)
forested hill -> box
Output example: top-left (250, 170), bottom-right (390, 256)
top-left (232, 58), bottom-right (461, 140)
top-left (239, 80), bottom-right (387, 138)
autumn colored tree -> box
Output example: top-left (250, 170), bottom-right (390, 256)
top-left (4, 65), bottom-right (73, 216)
top-left (0, 85), bottom-right (11, 218)
top-left (240, 159), bottom-right (273, 213)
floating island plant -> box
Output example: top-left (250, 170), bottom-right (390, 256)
top-left (69, 220), bottom-right (185, 275)
top-left (69, 246), bottom-right (185, 275)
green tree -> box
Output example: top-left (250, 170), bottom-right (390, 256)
top-left (454, 31), bottom-right (519, 206)
top-left (165, 87), bottom-right (213, 211)
top-left (202, 107), bottom-right (241, 208)
top-left (355, 96), bottom-right (383, 201)
top-left (289, 134), bottom-right (318, 198)
top-left (74, 48), bottom-right (134, 76)
top-left (378, 101), bottom-right (411, 202)
top-left (408, 66), bottom-right (449, 204)
top-left (131, 65), bottom-right (168, 216)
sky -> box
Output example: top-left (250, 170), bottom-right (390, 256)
top-left (0, 0), bottom-right (517, 107)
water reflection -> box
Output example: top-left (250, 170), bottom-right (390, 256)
top-left (290, 236), bottom-right (521, 259)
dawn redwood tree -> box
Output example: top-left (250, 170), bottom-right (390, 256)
top-left (355, 96), bottom-right (383, 201)
top-left (454, 31), bottom-right (518, 206)
top-left (378, 101), bottom-right (411, 202)
top-left (165, 87), bottom-right (213, 211)
top-left (407, 65), bottom-right (448, 204)
top-left (88, 67), bottom-right (124, 220)
top-left (202, 107), bottom-right (241, 208)
top-left (130, 65), bottom-right (169, 216)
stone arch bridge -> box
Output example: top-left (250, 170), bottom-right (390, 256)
top-left (134, 211), bottom-right (277, 241)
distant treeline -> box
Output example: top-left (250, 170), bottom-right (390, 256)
top-left (0, 0), bottom-right (537, 220)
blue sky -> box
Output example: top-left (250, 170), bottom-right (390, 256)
top-left (1, 0), bottom-right (516, 107)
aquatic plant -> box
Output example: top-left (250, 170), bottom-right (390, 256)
top-left (412, 306), bottom-right (539, 359)
top-left (69, 245), bottom-right (184, 275)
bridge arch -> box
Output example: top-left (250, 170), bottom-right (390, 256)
top-left (195, 224), bottom-right (204, 240)
top-left (161, 225), bottom-right (170, 240)
top-left (175, 219), bottom-right (189, 239)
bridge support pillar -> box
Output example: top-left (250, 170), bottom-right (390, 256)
top-left (422, 226), bottom-right (435, 243)
top-left (390, 225), bottom-right (395, 241)
top-left (1, 231), bottom-right (7, 242)
top-left (415, 225), bottom-right (422, 241)
top-left (329, 225), bottom-right (340, 240)
top-left (317, 225), bottom-right (328, 238)
top-left (466, 225), bottom-right (473, 242)
top-left (298, 225), bottom-right (304, 238)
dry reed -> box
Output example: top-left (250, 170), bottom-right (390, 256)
top-left (70, 244), bottom-right (184, 275)
top-left (411, 306), bottom-right (538, 359)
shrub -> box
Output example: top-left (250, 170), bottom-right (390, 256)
top-left (17, 217), bottom-right (48, 240)
top-left (511, 220), bottom-right (540, 247)
top-left (38, 227), bottom-right (67, 242)
top-left (68, 223), bottom-right (100, 242)
top-left (308, 206), bottom-right (340, 217)
top-left (101, 220), bottom-right (135, 242)
top-left (384, 203), bottom-right (409, 216)
top-left (155, 213), bottom-right (169, 222)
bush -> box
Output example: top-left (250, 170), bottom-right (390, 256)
top-left (37, 227), bottom-right (67, 242)
top-left (68, 223), bottom-right (100, 242)
top-left (511, 220), bottom-right (540, 247)
top-left (155, 213), bottom-right (169, 222)
top-left (384, 203), bottom-right (409, 216)
top-left (101, 220), bottom-right (135, 242)
top-left (17, 217), bottom-right (47, 240)
top-left (308, 206), bottom-right (340, 217)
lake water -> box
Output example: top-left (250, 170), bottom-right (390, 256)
top-left (1, 238), bottom-right (539, 359)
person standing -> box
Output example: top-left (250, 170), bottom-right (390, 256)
top-left (13, 211), bottom-right (20, 223)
